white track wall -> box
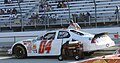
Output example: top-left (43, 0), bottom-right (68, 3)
top-left (82, 27), bottom-right (120, 38)
top-left (0, 31), bottom-right (46, 45)
top-left (0, 27), bottom-right (119, 44)
top-left (82, 27), bottom-right (120, 34)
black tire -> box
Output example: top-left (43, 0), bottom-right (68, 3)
top-left (13, 45), bottom-right (27, 59)
top-left (58, 55), bottom-right (63, 61)
top-left (58, 46), bottom-right (65, 61)
top-left (74, 50), bottom-right (84, 60)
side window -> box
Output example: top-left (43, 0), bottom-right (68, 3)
top-left (43, 32), bottom-right (56, 40)
top-left (57, 31), bottom-right (70, 39)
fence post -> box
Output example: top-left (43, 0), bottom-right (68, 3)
top-left (89, 16), bottom-right (91, 25)
top-left (14, 36), bottom-right (16, 43)
top-left (117, 32), bottom-right (119, 41)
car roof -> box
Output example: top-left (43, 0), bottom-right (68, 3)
top-left (47, 29), bottom-right (82, 33)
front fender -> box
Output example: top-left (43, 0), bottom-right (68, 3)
top-left (8, 43), bottom-right (27, 55)
top-left (9, 42), bottom-right (28, 55)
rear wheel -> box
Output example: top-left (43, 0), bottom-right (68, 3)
top-left (13, 45), bottom-right (27, 59)
top-left (73, 51), bottom-right (84, 60)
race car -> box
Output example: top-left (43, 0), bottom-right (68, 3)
top-left (8, 29), bottom-right (115, 60)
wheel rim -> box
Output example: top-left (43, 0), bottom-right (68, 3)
top-left (59, 56), bottom-right (62, 60)
top-left (58, 55), bottom-right (63, 61)
top-left (75, 55), bottom-right (79, 60)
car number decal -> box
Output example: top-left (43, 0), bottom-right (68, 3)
top-left (38, 40), bottom-right (52, 54)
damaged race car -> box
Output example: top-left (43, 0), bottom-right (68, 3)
top-left (8, 29), bottom-right (115, 60)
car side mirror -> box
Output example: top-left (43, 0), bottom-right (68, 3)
top-left (40, 36), bottom-right (44, 40)
top-left (37, 36), bottom-right (44, 40)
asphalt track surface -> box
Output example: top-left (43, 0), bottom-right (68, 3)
top-left (0, 44), bottom-right (119, 63)
top-left (1, 43), bottom-right (120, 63)
top-left (0, 56), bottom-right (85, 63)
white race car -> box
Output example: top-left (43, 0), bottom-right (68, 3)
top-left (8, 29), bottom-right (115, 60)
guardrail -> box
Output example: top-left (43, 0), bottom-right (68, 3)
top-left (0, 35), bottom-right (37, 48)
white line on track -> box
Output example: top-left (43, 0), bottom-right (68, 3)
top-left (0, 57), bottom-right (12, 60)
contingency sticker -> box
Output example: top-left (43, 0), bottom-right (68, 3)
top-left (32, 44), bottom-right (37, 53)
top-left (27, 43), bottom-right (32, 53)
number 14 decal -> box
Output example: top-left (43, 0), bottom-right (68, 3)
top-left (39, 40), bottom-right (52, 54)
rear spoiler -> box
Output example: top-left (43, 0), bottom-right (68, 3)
top-left (94, 32), bottom-right (108, 38)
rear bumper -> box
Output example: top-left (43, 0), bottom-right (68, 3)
top-left (83, 41), bottom-right (115, 52)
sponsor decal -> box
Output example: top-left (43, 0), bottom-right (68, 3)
top-left (23, 41), bottom-right (31, 45)
top-left (23, 41), bottom-right (31, 42)
top-left (27, 43), bottom-right (32, 53)
top-left (27, 42), bottom-right (37, 53)
top-left (32, 44), bottom-right (37, 53)
top-left (23, 42), bottom-right (27, 45)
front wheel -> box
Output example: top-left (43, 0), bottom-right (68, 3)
top-left (58, 55), bottom-right (63, 61)
top-left (13, 45), bottom-right (27, 59)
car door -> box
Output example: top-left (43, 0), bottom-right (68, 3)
top-left (53, 31), bottom-right (71, 55)
top-left (35, 32), bottom-right (59, 56)
top-left (37, 31), bottom-right (70, 56)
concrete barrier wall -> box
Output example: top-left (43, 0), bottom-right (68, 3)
top-left (0, 27), bottom-right (119, 47)
top-left (0, 27), bottom-right (120, 43)
top-left (0, 31), bottom-right (46, 42)
top-left (82, 27), bottom-right (120, 34)
top-left (0, 31), bottom-right (46, 47)
top-left (82, 27), bottom-right (120, 38)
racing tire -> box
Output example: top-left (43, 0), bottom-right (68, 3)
top-left (58, 55), bottom-right (63, 61)
top-left (74, 55), bottom-right (80, 60)
top-left (13, 45), bottom-right (27, 59)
